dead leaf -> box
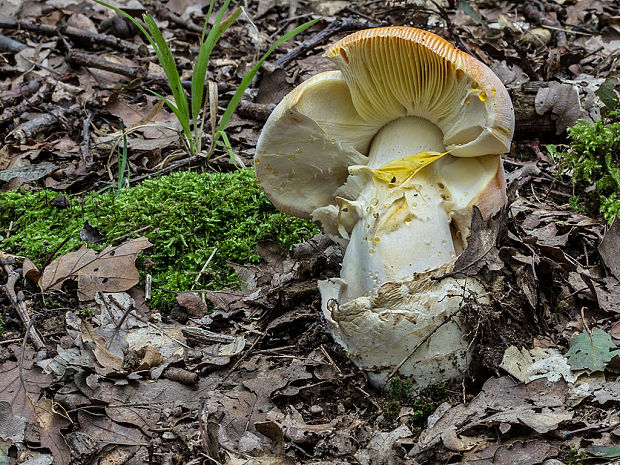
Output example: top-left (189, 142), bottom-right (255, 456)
top-left (0, 401), bottom-right (26, 442)
top-left (599, 219), bottom-right (620, 279)
top-left (454, 206), bottom-right (504, 275)
top-left (176, 291), bottom-right (208, 316)
top-left (0, 162), bottom-right (58, 182)
top-left (40, 237), bottom-right (152, 301)
top-left (462, 440), bottom-right (555, 464)
top-left (34, 397), bottom-right (72, 464)
top-left (79, 221), bottom-right (105, 244)
top-left (22, 257), bottom-right (41, 282)
top-left (412, 377), bottom-right (572, 460)
top-left (64, 411), bottom-right (147, 461)
top-left (80, 320), bottom-right (124, 373)
top-left (535, 82), bottom-right (590, 134)
top-left (355, 424), bottom-right (412, 465)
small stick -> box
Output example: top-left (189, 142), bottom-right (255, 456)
top-left (0, 78), bottom-right (42, 109)
top-left (192, 248), bottom-right (217, 290)
top-left (0, 78), bottom-right (53, 125)
top-left (81, 111), bottom-right (94, 166)
top-left (68, 50), bottom-right (193, 90)
top-left (0, 20), bottom-right (145, 55)
top-left (145, 274), bottom-right (152, 301)
top-left (112, 225), bottom-right (154, 243)
top-left (320, 344), bottom-right (341, 374)
top-left (0, 33), bottom-right (27, 53)
top-left (268, 17), bottom-right (376, 70)
top-left (40, 237), bottom-right (70, 271)
top-left (1, 260), bottom-right (45, 350)
top-left (109, 294), bottom-right (135, 330)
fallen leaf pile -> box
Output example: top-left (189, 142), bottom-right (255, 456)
top-left (1, 0), bottom-right (620, 463)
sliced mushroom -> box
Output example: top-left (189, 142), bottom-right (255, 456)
top-left (255, 27), bottom-right (514, 388)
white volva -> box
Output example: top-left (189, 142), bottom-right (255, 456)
top-left (255, 27), bottom-right (514, 388)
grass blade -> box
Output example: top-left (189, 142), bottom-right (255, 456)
top-left (143, 16), bottom-right (190, 136)
top-left (217, 17), bottom-right (320, 134)
top-left (191, 2), bottom-right (241, 149)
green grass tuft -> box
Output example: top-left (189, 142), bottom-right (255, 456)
top-left (0, 169), bottom-right (318, 310)
top-left (548, 118), bottom-right (620, 224)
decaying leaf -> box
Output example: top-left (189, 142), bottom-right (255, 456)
top-left (0, 401), bottom-right (26, 443)
top-left (40, 237), bottom-right (152, 301)
top-left (500, 346), bottom-right (577, 383)
top-left (80, 320), bottom-right (124, 373)
top-left (34, 397), bottom-right (72, 464)
top-left (586, 445), bottom-right (620, 458)
top-left (454, 206), bottom-right (504, 276)
top-left (565, 328), bottom-right (620, 372)
top-left (599, 219), bottom-right (619, 280)
top-left (412, 377), bottom-right (572, 460)
top-left (535, 82), bottom-right (589, 134)
top-left (462, 440), bottom-right (556, 464)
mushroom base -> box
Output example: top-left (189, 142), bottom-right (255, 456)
top-left (319, 262), bottom-right (485, 389)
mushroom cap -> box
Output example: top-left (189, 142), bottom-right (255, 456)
top-left (255, 26), bottom-right (514, 221)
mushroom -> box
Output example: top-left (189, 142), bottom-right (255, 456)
top-left (255, 27), bottom-right (514, 388)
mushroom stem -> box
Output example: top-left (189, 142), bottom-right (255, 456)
top-left (338, 116), bottom-right (458, 302)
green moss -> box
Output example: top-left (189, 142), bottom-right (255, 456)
top-left (0, 169), bottom-right (318, 310)
top-left (382, 378), bottom-right (447, 432)
top-left (548, 118), bottom-right (620, 224)
top-left (561, 444), bottom-right (586, 465)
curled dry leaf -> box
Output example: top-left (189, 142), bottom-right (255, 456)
top-left (22, 257), bottom-right (41, 282)
top-left (40, 236), bottom-right (152, 301)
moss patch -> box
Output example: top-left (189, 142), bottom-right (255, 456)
top-left (0, 169), bottom-right (318, 309)
top-left (548, 118), bottom-right (620, 224)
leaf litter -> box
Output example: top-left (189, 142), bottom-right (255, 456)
top-left (1, 0), bottom-right (620, 463)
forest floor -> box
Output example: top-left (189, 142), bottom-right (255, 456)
top-left (0, 0), bottom-right (619, 464)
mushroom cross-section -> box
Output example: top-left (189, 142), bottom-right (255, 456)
top-left (255, 27), bottom-right (514, 388)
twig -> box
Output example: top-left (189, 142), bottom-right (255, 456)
top-left (267, 17), bottom-right (376, 70)
top-left (0, 78), bottom-right (42, 109)
top-left (68, 50), bottom-right (194, 90)
top-left (81, 111), bottom-right (94, 166)
top-left (237, 101), bottom-right (275, 122)
top-left (129, 155), bottom-right (204, 185)
top-left (0, 33), bottom-right (27, 53)
top-left (562, 421), bottom-right (620, 439)
top-left (40, 237), bottom-right (70, 271)
top-left (145, 274), bottom-right (152, 301)
top-left (112, 225), bottom-right (154, 243)
top-left (152, 3), bottom-right (203, 34)
top-left (0, 78), bottom-right (54, 125)
top-left (0, 20), bottom-right (146, 55)
top-left (319, 344), bottom-right (341, 374)
top-left (219, 331), bottom-right (266, 385)
top-left (1, 259), bottom-right (45, 350)
top-left (109, 294), bottom-right (135, 330)
top-left (192, 248), bottom-right (218, 290)
top-left (0, 331), bottom-right (64, 346)
top-left (431, 244), bottom-right (495, 280)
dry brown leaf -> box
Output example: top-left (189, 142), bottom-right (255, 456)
top-left (462, 440), bottom-right (556, 464)
top-left (34, 396), bottom-right (72, 464)
top-left (176, 291), bottom-right (208, 316)
top-left (599, 219), bottom-right (620, 280)
top-left (40, 237), bottom-right (152, 301)
top-left (22, 257), bottom-right (41, 282)
top-left (80, 320), bottom-right (124, 373)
